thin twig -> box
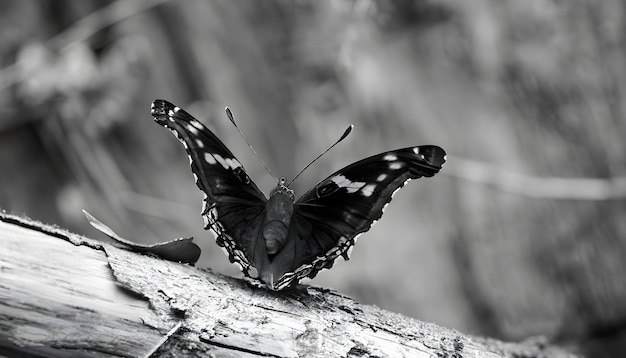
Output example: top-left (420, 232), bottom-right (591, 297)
top-left (444, 155), bottom-right (626, 200)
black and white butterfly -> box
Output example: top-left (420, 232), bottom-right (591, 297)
top-left (151, 99), bottom-right (446, 290)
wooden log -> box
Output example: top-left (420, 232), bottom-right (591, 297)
top-left (0, 212), bottom-right (579, 357)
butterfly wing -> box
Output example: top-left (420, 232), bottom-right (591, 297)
top-left (269, 145), bottom-right (446, 290)
top-left (151, 100), bottom-right (267, 277)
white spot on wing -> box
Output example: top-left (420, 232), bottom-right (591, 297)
top-left (190, 120), bottom-right (204, 130)
top-left (213, 153), bottom-right (228, 168)
top-left (361, 184), bottom-right (376, 197)
top-left (376, 174), bottom-right (387, 182)
top-left (331, 175), bottom-right (349, 186)
top-left (389, 162), bottom-right (403, 170)
top-left (173, 106), bottom-right (181, 113)
top-left (383, 154), bottom-right (397, 161)
top-left (210, 154), bottom-right (242, 170)
top-left (195, 139), bottom-right (204, 148)
top-left (225, 158), bottom-right (242, 169)
top-left (186, 124), bottom-right (199, 134)
top-left (412, 147), bottom-right (420, 154)
top-left (331, 175), bottom-right (366, 193)
top-left (204, 152), bottom-right (217, 164)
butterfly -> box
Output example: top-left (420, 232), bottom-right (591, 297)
top-left (151, 99), bottom-right (446, 290)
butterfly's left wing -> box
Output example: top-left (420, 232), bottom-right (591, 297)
top-left (269, 145), bottom-right (446, 289)
top-left (151, 100), bottom-right (268, 278)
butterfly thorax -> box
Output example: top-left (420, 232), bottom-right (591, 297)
top-left (263, 178), bottom-right (295, 256)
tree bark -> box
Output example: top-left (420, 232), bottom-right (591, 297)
top-left (0, 212), bottom-right (579, 358)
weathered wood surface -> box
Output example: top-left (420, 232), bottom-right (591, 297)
top-left (0, 212), bottom-right (580, 357)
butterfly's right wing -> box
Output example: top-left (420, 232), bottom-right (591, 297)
top-left (269, 146), bottom-right (446, 290)
top-left (151, 100), bottom-right (267, 277)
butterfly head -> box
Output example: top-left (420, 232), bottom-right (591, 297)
top-left (271, 177), bottom-right (295, 201)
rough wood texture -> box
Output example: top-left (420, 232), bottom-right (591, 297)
top-left (0, 212), bottom-right (580, 357)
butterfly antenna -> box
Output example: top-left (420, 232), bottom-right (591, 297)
top-left (287, 125), bottom-right (354, 187)
top-left (225, 107), bottom-right (279, 182)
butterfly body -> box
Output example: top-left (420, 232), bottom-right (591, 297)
top-left (151, 100), bottom-right (446, 290)
top-left (262, 182), bottom-right (295, 256)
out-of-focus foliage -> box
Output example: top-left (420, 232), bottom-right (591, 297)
top-left (1, 1), bottom-right (625, 356)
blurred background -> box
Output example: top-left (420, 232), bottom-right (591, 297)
top-left (1, 1), bottom-right (625, 356)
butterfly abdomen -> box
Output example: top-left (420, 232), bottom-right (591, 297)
top-left (262, 189), bottom-right (294, 256)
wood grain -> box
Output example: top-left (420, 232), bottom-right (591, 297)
top-left (0, 212), bottom-right (579, 357)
